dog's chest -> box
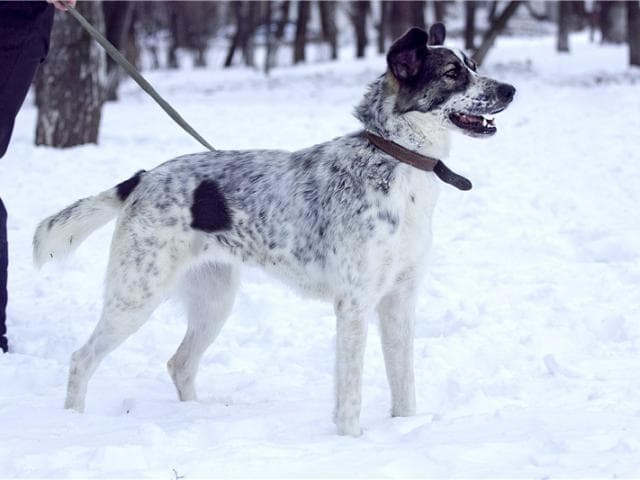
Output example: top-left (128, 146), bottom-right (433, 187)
top-left (389, 170), bottom-right (439, 268)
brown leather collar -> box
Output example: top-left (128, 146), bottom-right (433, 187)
top-left (364, 131), bottom-right (472, 191)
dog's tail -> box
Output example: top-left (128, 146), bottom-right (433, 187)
top-left (33, 170), bottom-right (145, 268)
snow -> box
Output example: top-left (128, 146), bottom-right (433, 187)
top-left (2, 33), bottom-right (640, 477)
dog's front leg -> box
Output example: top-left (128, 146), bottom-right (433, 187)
top-left (334, 296), bottom-right (368, 436)
top-left (376, 282), bottom-right (417, 417)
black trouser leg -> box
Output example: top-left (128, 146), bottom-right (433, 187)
top-left (0, 3), bottom-right (54, 157)
top-left (0, 2), bottom-right (54, 352)
top-left (0, 197), bottom-right (7, 353)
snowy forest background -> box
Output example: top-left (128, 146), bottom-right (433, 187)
top-left (2, 0), bottom-right (640, 478)
top-left (35, 0), bottom-right (640, 146)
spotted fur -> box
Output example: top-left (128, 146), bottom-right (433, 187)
top-left (33, 24), bottom-right (514, 437)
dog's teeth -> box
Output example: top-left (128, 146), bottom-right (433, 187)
top-left (482, 118), bottom-right (488, 127)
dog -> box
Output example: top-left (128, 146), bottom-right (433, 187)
top-left (33, 24), bottom-right (514, 436)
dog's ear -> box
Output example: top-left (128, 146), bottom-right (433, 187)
top-left (387, 27), bottom-right (429, 84)
top-left (428, 23), bottom-right (446, 46)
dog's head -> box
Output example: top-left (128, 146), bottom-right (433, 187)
top-left (386, 24), bottom-right (515, 138)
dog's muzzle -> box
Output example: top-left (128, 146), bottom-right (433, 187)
top-left (449, 82), bottom-right (516, 137)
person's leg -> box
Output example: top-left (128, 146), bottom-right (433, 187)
top-left (0, 2), bottom-right (54, 351)
top-left (0, 3), bottom-right (54, 157)
top-left (0, 197), bottom-right (7, 353)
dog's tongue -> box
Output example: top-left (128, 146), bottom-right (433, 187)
top-left (458, 113), bottom-right (494, 128)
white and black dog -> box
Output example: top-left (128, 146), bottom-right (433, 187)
top-left (33, 25), bottom-right (514, 436)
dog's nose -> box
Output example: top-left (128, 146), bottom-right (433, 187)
top-left (497, 83), bottom-right (516, 102)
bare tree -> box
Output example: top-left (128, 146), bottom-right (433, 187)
top-left (472, 1), bottom-right (522, 66)
top-left (183, 2), bottom-right (220, 68)
top-left (265, 1), bottom-right (290, 71)
top-left (432, 0), bottom-right (446, 23)
top-left (600, 1), bottom-right (627, 44)
top-left (167, 2), bottom-right (180, 68)
top-left (523, 1), bottom-right (549, 21)
top-left (557, 1), bottom-right (572, 52)
top-left (265, 1), bottom-right (274, 73)
top-left (377, 1), bottom-right (390, 54)
top-left (319, 1), bottom-right (338, 60)
top-left (242, 1), bottom-right (259, 68)
top-left (134, 2), bottom-right (168, 70)
top-left (389, 1), bottom-right (425, 42)
top-left (350, 1), bottom-right (370, 58)
top-left (162, 2), bottom-right (220, 69)
top-left (102, 1), bottom-right (135, 101)
top-left (465, 2), bottom-right (476, 50)
top-left (224, 2), bottom-right (243, 68)
top-left (293, 0), bottom-right (310, 64)
top-left (487, 1), bottom-right (499, 24)
top-left (224, 2), bottom-right (258, 68)
top-left (629, 0), bottom-right (640, 66)
top-left (35, 2), bottom-right (106, 148)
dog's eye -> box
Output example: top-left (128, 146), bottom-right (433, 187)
top-left (445, 68), bottom-right (459, 79)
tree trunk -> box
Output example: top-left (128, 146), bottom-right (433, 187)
top-left (319, 1), bottom-right (338, 60)
top-left (600, 1), bottom-right (627, 44)
top-left (102, 1), bottom-right (135, 101)
top-left (572, 1), bottom-right (587, 29)
top-left (389, 1), bottom-right (425, 42)
top-left (167, 2), bottom-right (180, 69)
top-left (275, 1), bottom-right (290, 41)
top-left (377, 0), bottom-right (389, 54)
top-left (224, 1), bottom-right (244, 68)
top-left (433, 0), bottom-right (445, 23)
top-left (265, 1), bottom-right (274, 74)
top-left (293, 0), bottom-right (310, 64)
top-left (472, 1), bottom-right (522, 66)
top-left (266, 1), bottom-right (290, 71)
top-left (123, 10), bottom-right (140, 71)
top-left (629, 0), bottom-right (640, 66)
top-left (35, 2), bottom-right (106, 148)
top-left (487, 1), bottom-right (498, 24)
top-left (182, 2), bottom-right (218, 68)
top-left (465, 1), bottom-right (476, 50)
top-left (557, 0), bottom-right (571, 52)
top-left (524, 1), bottom-right (549, 21)
top-left (351, 1), bottom-right (369, 58)
top-left (134, 2), bottom-right (165, 69)
top-left (242, 1), bottom-right (258, 67)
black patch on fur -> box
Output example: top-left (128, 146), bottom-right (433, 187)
top-left (190, 180), bottom-right (232, 233)
top-left (116, 170), bottom-right (146, 202)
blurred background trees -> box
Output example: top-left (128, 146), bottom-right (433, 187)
top-left (95, 1), bottom-right (639, 74)
top-left (36, 0), bottom-right (640, 148)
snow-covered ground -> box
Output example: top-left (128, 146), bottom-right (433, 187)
top-left (1, 33), bottom-right (640, 477)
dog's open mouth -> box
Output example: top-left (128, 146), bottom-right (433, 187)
top-left (449, 112), bottom-right (497, 136)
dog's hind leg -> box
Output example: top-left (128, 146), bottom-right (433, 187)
top-left (64, 225), bottom-right (191, 412)
top-left (167, 262), bottom-right (240, 402)
top-left (376, 274), bottom-right (418, 418)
